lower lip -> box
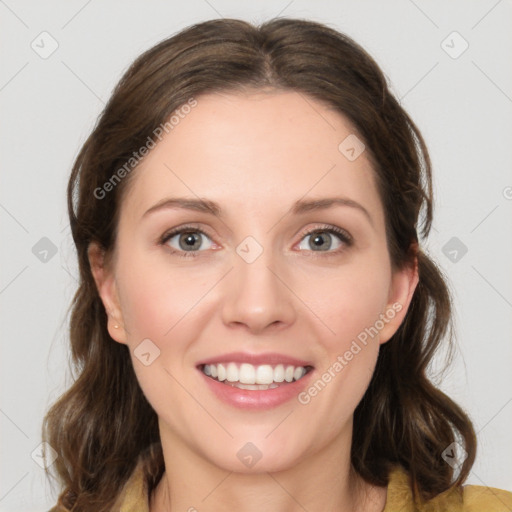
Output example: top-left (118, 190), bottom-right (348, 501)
top-left (198, 367), bottom-right (315, 409)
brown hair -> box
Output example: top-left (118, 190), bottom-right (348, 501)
top-left (42, 17), bottom-right (477, 511)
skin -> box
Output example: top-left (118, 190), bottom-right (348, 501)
top-left (89, 90), bottom-right (418, 512)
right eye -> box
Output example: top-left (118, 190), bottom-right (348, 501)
top-left (160, 226), bottom-right (216, 258)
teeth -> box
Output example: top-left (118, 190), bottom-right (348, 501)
top-left (256, 364), bottom-right (274, 384)
top-left (274, 364), bottom-right (285, 382)
top-left (202, 362), bottom-right (308, 385)
top-left (293, 366), bottom-right (304, 381)
top-left (226, 362), bottom-right (238, 382)
top-left (240, 363), bottom-right (256, 384)
top-left (217, 363), bottom-right (226, 381)
top-left (223, 382), bottom-right (280, 390)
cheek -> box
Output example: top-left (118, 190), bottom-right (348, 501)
top-left (115, 253), bottom-right (214, 415)
top-left (116, 250), bottom-right (216, 342)
top-left (308, 256), bottom-right (392, 351)
top-left (296, 261), bottom-right (389, 435)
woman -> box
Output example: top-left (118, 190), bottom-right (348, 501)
top-left (43, 17), bottom-right (512, 511)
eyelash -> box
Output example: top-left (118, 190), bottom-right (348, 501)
top-left (158, 223), bottom-right (353, 259)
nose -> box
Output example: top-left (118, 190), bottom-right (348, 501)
top-left (220, 244), bottom-right (296, 335)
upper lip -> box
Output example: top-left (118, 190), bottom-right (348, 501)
top-left (196, 352), bottom-right (314, 368)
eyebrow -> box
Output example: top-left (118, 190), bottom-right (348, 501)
top-left (142, 196), bottom-right (373, 225)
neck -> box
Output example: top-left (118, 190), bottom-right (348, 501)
top-left (149, 422), bottom-right (387, 512)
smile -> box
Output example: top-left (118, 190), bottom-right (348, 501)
top-left (200, 362), bottom-right (314, 390)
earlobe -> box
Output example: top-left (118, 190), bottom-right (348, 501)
top-left (379, 248), bottom-right (420, 344)
top-left (87, 242), bottom-right (127, 344)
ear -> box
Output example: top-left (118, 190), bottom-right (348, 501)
top-left (379, 244), bottom-right (419, 344)
top-left (88, 241), bottom-right (127, 345)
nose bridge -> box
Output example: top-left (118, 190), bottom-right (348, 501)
top-left (220, 234), bottom-right (295, 332)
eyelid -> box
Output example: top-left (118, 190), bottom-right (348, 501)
top-left (158, 223), bottom-right (216, 247)
top-left (296, 224), bottom-right (353, 244)
top-left (159, 222), bottom-right (353, 257)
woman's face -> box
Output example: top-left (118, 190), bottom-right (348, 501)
top-left (91, 90), bottom-right (417, 473)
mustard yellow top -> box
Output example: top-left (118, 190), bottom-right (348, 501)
top-left (50, 459), bottom-right (512, 511)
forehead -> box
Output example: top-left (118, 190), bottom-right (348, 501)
top-left (120, 90), bottom-right (381, 223)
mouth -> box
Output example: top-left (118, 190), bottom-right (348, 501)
top-left (198, 362), bottom-right (315, 390)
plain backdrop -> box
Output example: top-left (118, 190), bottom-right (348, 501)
top-left (1, 1), bottom-right (511, 510)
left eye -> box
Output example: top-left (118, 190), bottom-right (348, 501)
top-left (163, 229), bottom-right (214, 253)
top-left (297, 229), bottom-right (349, 252)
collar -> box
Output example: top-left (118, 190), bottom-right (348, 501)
top-left (113, 459), bottom-right (462, 512)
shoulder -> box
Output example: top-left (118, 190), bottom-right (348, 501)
top-left (423, 481), bottom-right (512, 511)
top-left (459, 483), bottom-right (512, 511)
top-left (422, 482), bottom-right (512, 511)
top-left (384, 465), bottom-right (512, 512)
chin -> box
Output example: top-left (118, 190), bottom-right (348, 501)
top-left (203, 437), bottom-right (307, 474)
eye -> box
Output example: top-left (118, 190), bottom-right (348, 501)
top-left (296, 225), bottom-right (353, 254)
top-left (159, 225), bottom-right (214, 257)
top-left (159, 223), bottom-right (353, 258)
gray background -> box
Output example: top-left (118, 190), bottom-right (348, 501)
top-left (1, 0), bottom-right (511, 510)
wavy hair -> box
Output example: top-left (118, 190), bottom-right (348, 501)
top-left (42, 17), bottom-right (476, 511)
